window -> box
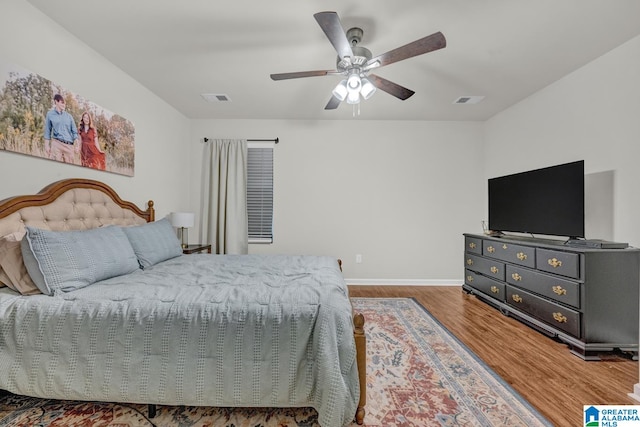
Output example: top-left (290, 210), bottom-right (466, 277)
top-left (247, 142), bottom-right (274, 243)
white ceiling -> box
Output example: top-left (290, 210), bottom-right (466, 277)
top-left (26, 0), bottom-right (640, 121)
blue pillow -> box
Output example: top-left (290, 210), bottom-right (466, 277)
top-left (122, 217), bottom-right (183, 268)
top-left (22, 225), bottom-right (140, 295)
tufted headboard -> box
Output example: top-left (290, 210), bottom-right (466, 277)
top-left (0, 179), bottom-right (155, 237)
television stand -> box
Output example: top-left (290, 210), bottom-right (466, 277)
top-left (463, 232), bottom-right (639, 360)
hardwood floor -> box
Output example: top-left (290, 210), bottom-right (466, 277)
top-left (348, 285), bottom-right (639, 427)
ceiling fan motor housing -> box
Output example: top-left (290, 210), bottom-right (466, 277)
top-left (337, 28), bottom-right (372, 71)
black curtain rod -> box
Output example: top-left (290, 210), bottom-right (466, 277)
top-left (248, 138), bottom-right (279, 144)
top-left (203, 137), bottom-right (279, 144)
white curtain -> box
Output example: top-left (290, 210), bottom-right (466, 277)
top-left (200, 139), bottom-right (248, 254)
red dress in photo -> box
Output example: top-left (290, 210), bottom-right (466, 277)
top-left (80, 127), bottom-right (106, 170)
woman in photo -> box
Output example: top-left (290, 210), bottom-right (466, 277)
top-left (78, 111), bottom-right (106, 170)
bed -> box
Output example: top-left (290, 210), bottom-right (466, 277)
top-left (0, 178), bottom-right (366, 426)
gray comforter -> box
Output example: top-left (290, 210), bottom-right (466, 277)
top-left (0, 254), bottom-right (359, 427)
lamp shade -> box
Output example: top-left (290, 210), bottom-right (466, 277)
top-left (170, 212), bottom-right (195, 228)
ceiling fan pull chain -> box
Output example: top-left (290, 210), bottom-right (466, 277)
top-left (353, 103), bottom-right (360, 117)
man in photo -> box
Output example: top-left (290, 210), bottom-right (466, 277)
top-left (44, 94), bottom-right (79, 164)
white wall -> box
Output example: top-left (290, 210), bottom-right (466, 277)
top-left (0, 0), bottom-right (191, 220)
top-left (484, 35), bottom-right (640, 248)
top-left (191, 119), bottom-right (484, 281)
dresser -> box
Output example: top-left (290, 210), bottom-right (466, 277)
top-left (463, 233), bottom-right (640, 360)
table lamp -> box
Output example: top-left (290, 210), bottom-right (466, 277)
top-left (170, 212), bottom-right (195, 248)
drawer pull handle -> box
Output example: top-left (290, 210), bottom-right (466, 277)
top-left (511, 273), bottom-right (522, 281)
top-left (552, 285), bottom-right (567, 296)
top-left (467, 258), bottom-right (473, 266)
top-left (553, 312), bottom-right (568, 323)
top-left (469, 242), bottom-right (476, 249)
top-left (512, 294), bottom-right (523, 303)
top-left (548, 258), bottom-right (562, 268)
top-left (490, 266), bottom-right (499, 274)
top-left (487, 246), bottom-right (495, 253)
top-left (467, 275), bottom-right (474, 282)
top-left (490, 286), bottom-right (499, 294)
top-left (516, 252), bottom-right (527, 261)
top-left (502, 244), bottom-right (508, 250)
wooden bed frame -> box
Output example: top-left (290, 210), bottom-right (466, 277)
top-left (0, 178), bottom-right (366, 425)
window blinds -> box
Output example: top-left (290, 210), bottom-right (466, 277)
top-left (247, 144), bottom-right (274, 243)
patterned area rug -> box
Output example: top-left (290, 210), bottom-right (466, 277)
top-left (0, 297), bottom-right (551, 427)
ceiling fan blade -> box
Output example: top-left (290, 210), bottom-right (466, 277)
top-left (365, 31), bottom-right (446, 70)
top-left (368, 74), bottom-right (415, 100)
top-left (270, 70), bottom-right (335, 80)
top-left (325, 95), bottom-right (342, 110)
top-left (314, 11), bottom-right (354, 60)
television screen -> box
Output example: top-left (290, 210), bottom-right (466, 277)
top-left (488, 160), bottom-right (585, 238)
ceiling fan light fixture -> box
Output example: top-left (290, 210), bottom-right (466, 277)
top-left (332, 80), bottom-right (348, 101)
top-left (360, 77), bottom-right (376, 100)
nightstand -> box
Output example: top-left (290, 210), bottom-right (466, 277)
top-left (182, 244), bottom-right (212, 254)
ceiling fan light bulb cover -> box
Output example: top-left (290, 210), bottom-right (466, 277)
top-left (346, 90), bottom-right (360, 104)
top-left (360, 78), bottom-right (376, 100)
top-left (347, 73), bottom-right (361, 91)
top-left (332, 80), bottom-right (348, 101)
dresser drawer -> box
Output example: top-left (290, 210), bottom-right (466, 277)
top-left (465, 236), bottom-right (482, 254)
top-left (465, 269), bottom-right (505, 301)
top-left (464, 254), bottom-right (505, 281)
top-left (506, 265), bottom-right (580, 309)
top-left (536, 248), bottom-right (580, 279)
top-left (483, 240), bottom-right (535, 268)
top-left (506, 285), bottom-right (580, 337)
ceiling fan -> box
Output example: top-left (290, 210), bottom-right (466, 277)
top-left (270, 11), bottom-right (446, 110)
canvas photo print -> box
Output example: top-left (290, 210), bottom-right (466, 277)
top-left (0, 60), bottom-right (135, 176)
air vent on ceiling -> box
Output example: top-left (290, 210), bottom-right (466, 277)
top-left (453, 96), bottom-right (485, 104)
top-left (201, 93), bottom-right (231, 102)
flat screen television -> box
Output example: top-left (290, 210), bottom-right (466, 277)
top-left (488, 160), bottom-right (585, 238)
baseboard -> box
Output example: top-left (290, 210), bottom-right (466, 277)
top-left (346, 279), bottom-right (463, 286)
top-left (628, 383), bottom-right (640, 402)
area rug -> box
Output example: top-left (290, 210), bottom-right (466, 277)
top-left (0, 297), bottom-right (551, 427)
